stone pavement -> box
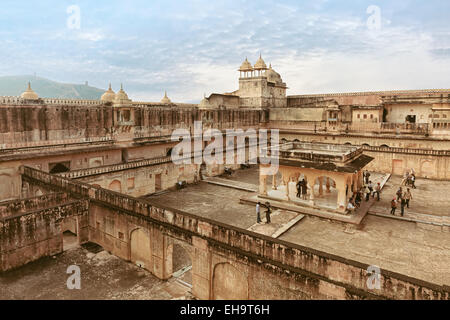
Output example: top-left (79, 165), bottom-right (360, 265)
top-left (0, 246), bottom-right (194, 300)
top-left (370, 175), bottom-right (450, 217)
top-left (149, 168), bottom-right (450, 287)
top-left (246, 209), bottom-right (304, 238)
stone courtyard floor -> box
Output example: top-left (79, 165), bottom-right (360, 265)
top-left (149, 167), bottom-right (450, 287)
top-left (0, 245), bottom-right (193, 300)
top-left (2, 168), bottom-right (448, 299)
top-left (370, 175), bottom-right (450, 217)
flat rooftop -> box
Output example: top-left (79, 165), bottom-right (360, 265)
top-left (148, 167), bottom-right (450, 286)
top-left (263, 142), bottom-right (374, 173)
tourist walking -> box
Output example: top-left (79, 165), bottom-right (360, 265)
top-left (256, 202), bottom-right (262, 223)
top-left (363, 185), bottom-right (370, 201)
top-left (404, 188), bottom-right (412, 208)
top-left (374, 182), bottom-right (381, 201)
top-left (396, 187), bottom-right (403, 201)
top-left (400, 196), bottom-right (406, 217)
top-left (401, 171), bottom-right (409, 186)
top-left (368, 181), bottom-right (374, 196)
top-left (364, 171), bottom-right (371, 184)
top-left (410, 174), bottom-right (416, 189)
top-left (390, 198), bottom-right (397, 215)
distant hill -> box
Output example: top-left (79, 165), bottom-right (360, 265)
top-left (0, 75), bottom-right (106, 100)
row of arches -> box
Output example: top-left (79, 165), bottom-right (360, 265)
top-left (280, 138), bottom-right (390, 148)
top-left (128, 228), bottom-right (247, 299)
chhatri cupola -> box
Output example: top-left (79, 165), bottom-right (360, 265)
top-left (253, 54), bottom-right (268, 76)
top-left (113, 84), bottom-right (134, 126)
top-left (238, 57), bottom-right (254, 78)
top-left (20, 82), bottom-right (39, 100)
top-left (161, 91), bottom-right (172, 104)
top-left (101, 83), bottom-right (116, 102)
top-left (114, 83), bottom-right (132, 106)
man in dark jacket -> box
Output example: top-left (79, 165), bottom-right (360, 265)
top-left (264, 202), bottom-right (272, 224)
top-left (390, 198), bottom-right (397, 215)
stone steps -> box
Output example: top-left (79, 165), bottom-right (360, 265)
top-left (204, 177), bottom-right (258, 192)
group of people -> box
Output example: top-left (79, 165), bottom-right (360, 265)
top-left (401, 169), bottom-right (417, 189)
top-left (256, 201), bottom-right (272, 224)
top-left (390, 187), bottom-right (413, 216)
top-left (347, 180), bottom-right (382, 212)
top-left (296, 179), bottom-right (308, 200)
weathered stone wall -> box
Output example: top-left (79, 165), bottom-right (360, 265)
top-left (21, 167), bottom-right (449, 299)
top-left (0, 192), bottom-right (68, 218)
top-left (0, 105), bottom-right (113, 145)
top-left (270, 108), bottom-right (325, 122)
top-left (0, 197), bottom-right (89, 272)
top-left (279, 132), bottom-right (450, 179)
top-left (0, 104), bottom-right (266, 146)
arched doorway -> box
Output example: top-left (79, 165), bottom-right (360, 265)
top-left (130, 228), bottom-right (151, 270)
top-left (49, 162), bottom-right (70, 174)
top-left (109, 180), bottom-right (122, 193)
top-left (420, 160), bottom-right (435, 179)
top-left (212, 263), bottom-right (248, 300)
top-left (312, 176), bottom-right (338, 208)
top-left (167, 243), bottom-right (192, 286)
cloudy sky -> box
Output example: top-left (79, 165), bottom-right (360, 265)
top-left (1, 0), bottom-right (449, 102)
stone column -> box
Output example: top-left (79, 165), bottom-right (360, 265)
top-left (282, 172), bottom-right (290, 200)
top-left (356, 170), bottom-right (362, 189)
top-left (272, 174), bottom-right (277, 190)
top-left (336, 181), bottom-right (348, 213)
top-left (191, 236), bottom-right (211, 300)
top-left (308, 180), bottom-right (315, 204)
top-left (326, 177), bottom-right (331, 193)
top-left (318, 177), bottom-right (324, 196)
top-left (304, 174), bottom-right (315, 205)
top-left (259, 173), bottom-right (267, 196)
top-left (285, 177), bottom-right (290, 200)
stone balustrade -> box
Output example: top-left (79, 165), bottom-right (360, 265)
top-left (58, 156), bottom-right (173, 179)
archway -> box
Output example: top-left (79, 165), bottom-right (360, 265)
top-left (212, 263), bottom-right (248, 300)
top-left (167, 243), bottom-right (192, 286)
top-left (62, 217), bottom-right (78, 251)
top-left (109, 180), bottom-right (122, 193)
top-left (49, 162), bottom-right (70, 174)
top-left (0, 173), bottom-right (14, 200)
top-left (420, 160), bottom-right (435, 179)
top-left (312, 176), bottom-right (338, 208)
top-left (130, 228), bottom-right (151, 270)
